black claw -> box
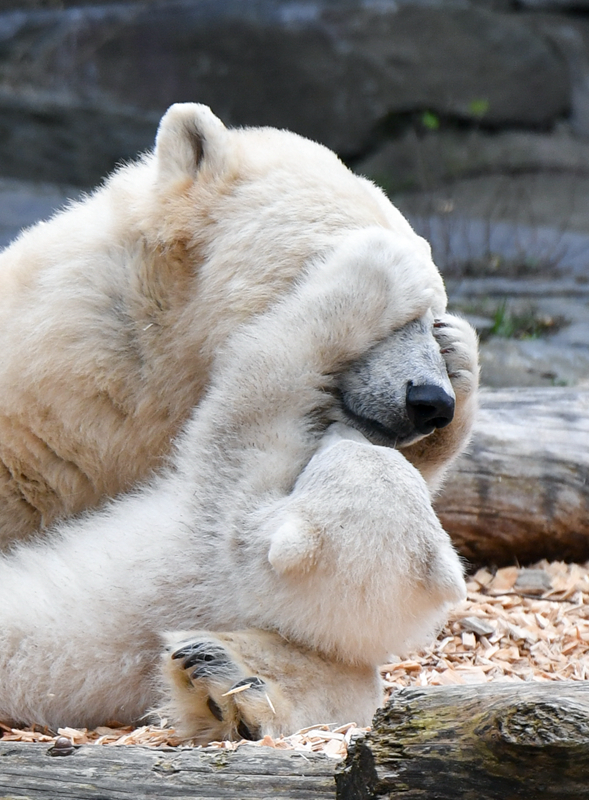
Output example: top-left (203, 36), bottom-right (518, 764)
top-left (171, 640), bottom-right (213, 660)
top-left (231, 676), bottom-right (266, 691)
top-left (171, 640), bottom-right (229, 671)
top-left (207, 697), bottom-right (224, 722)
top-left (183, 650), bottom-right (225, 669)
top-left (191, 660), bottom-right (232, 681)
top-left (171, 645), bottom-right (195, 660)
top-left (237, 719), bottom-right (260, 741)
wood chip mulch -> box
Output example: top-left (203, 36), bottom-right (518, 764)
top-left (2, 560), bottom-right (588, 760)
top-left (382, 560), bottom-right (589, 691)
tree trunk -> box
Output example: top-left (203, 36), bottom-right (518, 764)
top-left (435, 387), bottom-right (589, 565)
top-left (337, 682), bottom-right (589, 800)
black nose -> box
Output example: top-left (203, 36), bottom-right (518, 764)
top-left (406, 384), bottom-right (455, 434)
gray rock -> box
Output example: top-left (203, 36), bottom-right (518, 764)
top-left (534, 298), bottom-right (589, 326)
top-left (550, 322), bottom-right (589, 347)
top-left (393, 170), bottom-right (589, 234)
top-left (518, 0), bottom-right (589, 8)
top-left (477, 337), bottom-right (589, 388)
top-left (356, 129), bottom-right (589, 195)
top-left (0, 1), bottom-right (570, 183)
top-left (531, 17), bottom-right (589, 138)
top-left (514, 568), bottom-right (553, 596)
top-left (389, 174), bottom-right (589, 277)
top-left (0, 96), bottom-right (159, 187)
top-left (0, 176), bottom-right (81, 248)
top-left (447, 277), bottom-right (589, 388)
top-left (461, 313), bottom-right (495, 334)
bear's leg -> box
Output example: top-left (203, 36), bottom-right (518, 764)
top-left (160, 425), bottom-right (465, 743)
top-left (152, 233), bottom-right (457, 741)
top-left (177, 226), bottom-right (448, 506)
top-left (401, 313), bottom-right (479, 492)
top-left (161, 629), bottom-right (381, 742)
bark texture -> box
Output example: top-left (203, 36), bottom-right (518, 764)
top-left (436, 387), bottom-right (589, 565)
top-left (0, 741), bottom-right (337, 799)
top-left (337, 682), bottom-right (589, 799)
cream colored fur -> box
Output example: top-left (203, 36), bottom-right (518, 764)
top-left (0, 103), bottom-right (438, 544)
top-left (0, 104), bottom-right (478, 739)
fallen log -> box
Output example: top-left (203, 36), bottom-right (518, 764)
top-left (0, 740), bottom-right (337, 799)
top-left (435, 387), bottom-right (589, 565)
top-left (337, 682), bottom-right (589, 800)
top-left (2, 684), bottom-right (588, 798)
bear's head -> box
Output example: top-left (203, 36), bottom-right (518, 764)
top-left (141, 103), bottom-right (446, 360)
top-left (146, 104), bottom-right (451, 448)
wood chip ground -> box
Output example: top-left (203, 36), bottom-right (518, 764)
top-left (2, 560), bottom-right (588, 760)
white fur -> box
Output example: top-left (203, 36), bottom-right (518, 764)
top-left (0, 104), bottom-right (478, 740)
top-left (0, 102), bottom-right (445, 544)
top-left (0, 228), bottom-right (470, 737)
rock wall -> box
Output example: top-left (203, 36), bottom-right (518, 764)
top-left (0, 0), bottom-right (584, 187)
top-left (1, 0), bottom-right (588, 389)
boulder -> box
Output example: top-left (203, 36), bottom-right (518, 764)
top-left (388, 173), bottom-right (589, 276)
top-left (479, 337), bottom-right (589, 388)
top-left (355, 128), bottom-right (589, 194)
top-left (528, 17), bottom-right (589, 138)
top-left (0, 176), bottom-right (80, 248)
top-left (517, 0), bottom-right (589, 7)
top-left (0, 0), bottom-right (570, 184)
top-left (0, 96), bottom-right (159, 187)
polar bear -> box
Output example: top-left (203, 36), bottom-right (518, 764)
top-left (0, 104), bottom-right (479, 739)
top-left (0, 227), bottom-right (475, 740)
top-left (0, 103), bottom-right (464, 546)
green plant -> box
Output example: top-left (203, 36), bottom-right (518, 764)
top-left (467, 98), bottom-right (489, 119)
top-left (488, 300), bottom-right (565, 340)
top-left (421, 111), bottom-right (440, 131)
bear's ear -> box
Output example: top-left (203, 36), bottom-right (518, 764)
top-left (268, 514), bottom-right (320, 575)
top-left (155, 103), bottom-right (228, 184)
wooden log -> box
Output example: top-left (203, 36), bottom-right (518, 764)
top-left (0, 741), bottom-right (337, 799)
top-left (2, 685), bottom-right (589, 799)
top-left (336, 682), bottom-right (589, 800)
top-left (435, 387), bottom-right (589, 565)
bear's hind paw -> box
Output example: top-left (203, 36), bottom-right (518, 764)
top-left (163, 633), bottom-right (283, 743)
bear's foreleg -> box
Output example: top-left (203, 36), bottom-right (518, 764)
top-left (161, 426), bottom-right (466, 742)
